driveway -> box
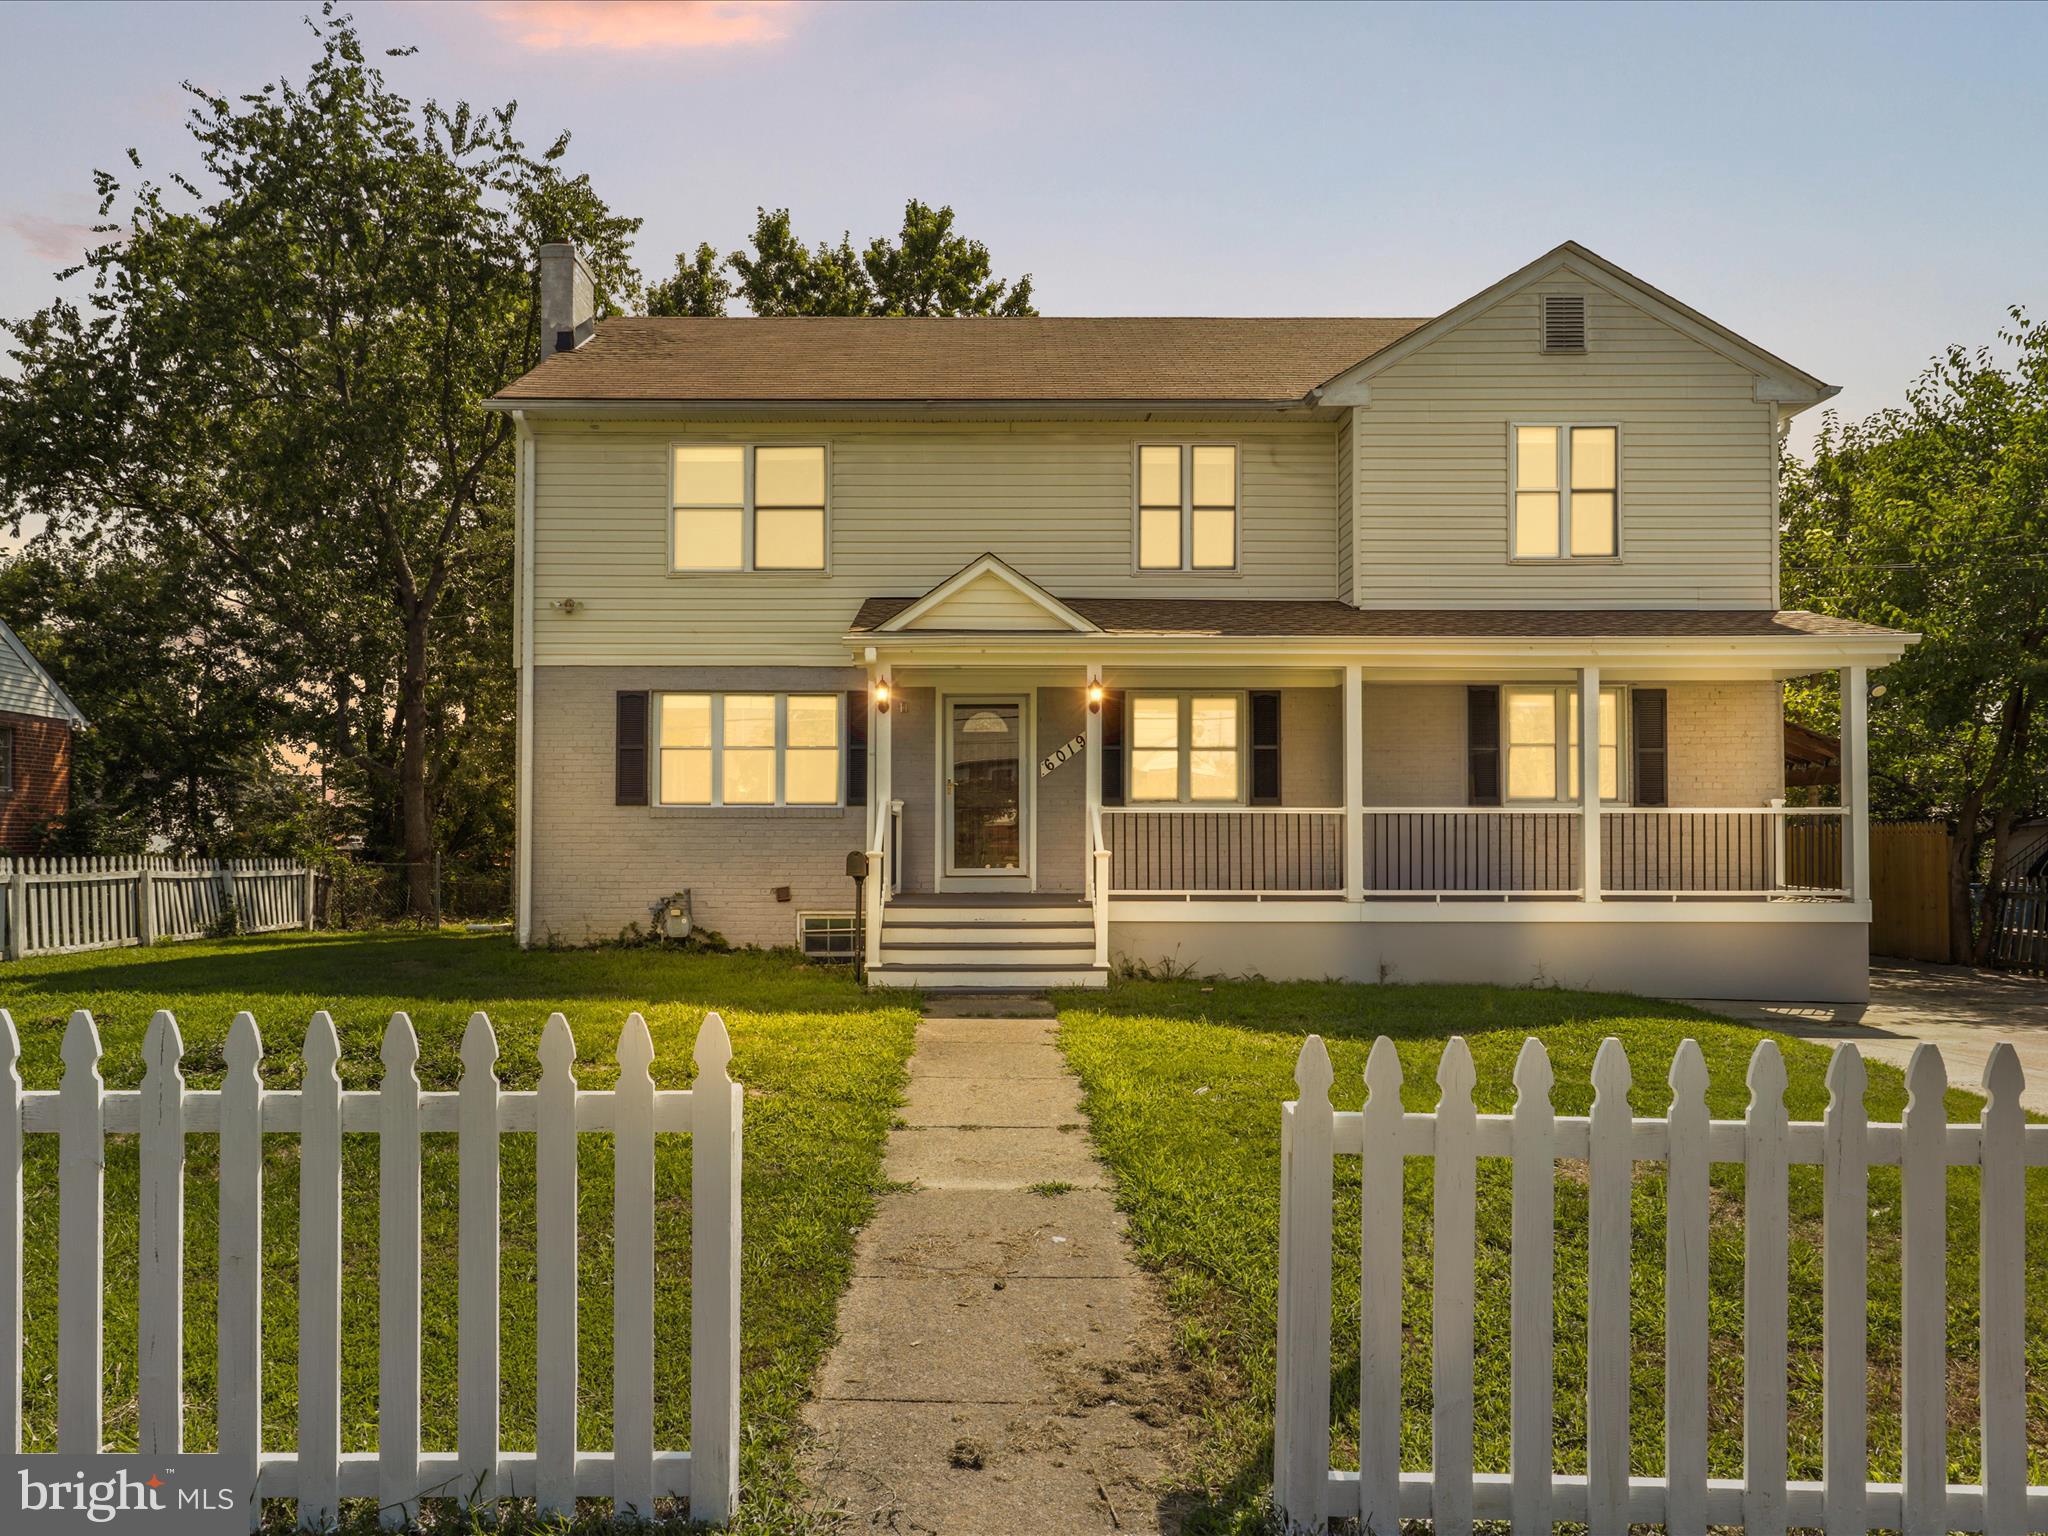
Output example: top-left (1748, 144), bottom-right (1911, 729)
top-left (1684, 959), bottom-right (2048, 1112)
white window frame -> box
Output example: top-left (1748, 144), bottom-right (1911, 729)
top-left (797, 911), bottom-right (859, 959)
top-left (668, 442), bottom-right (831, 574)
top-left (1125, 690), bottom-right (1248, 804)
top-left (1133, 442), bottom-right (1241, 573)
top-left (1502, 684), bottom-right (1629, 805)
top-left (653, 691), bottom-right (845, 807)
top-left (1506, 422), bottom-right (1621, 563)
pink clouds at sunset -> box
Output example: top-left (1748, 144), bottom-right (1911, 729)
top-left (478, 1), bottom-right (795, 53)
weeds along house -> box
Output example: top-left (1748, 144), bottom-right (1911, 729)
top-left (488, 241), bottom-right (1912, 999)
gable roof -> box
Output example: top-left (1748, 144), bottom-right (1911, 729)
top-left (489, 315), bottom-right (1429, 406)
top-left (871, 554), bottom-right (1099, 633)
top-left (1313, 241), bottom-right (1835, 408)
top-left (0, 616), bottom-right (86, 726)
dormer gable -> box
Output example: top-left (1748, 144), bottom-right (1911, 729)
top-left (875, 553), bottom-right (1101, 633)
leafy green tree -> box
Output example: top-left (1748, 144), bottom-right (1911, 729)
top-left (655, 199), bottom-right (1036, 318)
top-left (1782, 310), bottom-right (2048, 961)
top-left (0, 8), bottom-right (639, 911)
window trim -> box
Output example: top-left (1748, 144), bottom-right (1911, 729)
top-left (1506, 421), bottom-right (1622, 563)
top-left (653, 691), bottom-right (846, 808)
top-left (668, 440), bottom-right (831, 574)
top-left (1502, 683), bottom-right (1630, 806)
top-left (1125, 690), bottom-right (1248, 805)
top-left (1132, 441), bottom-right (1241, 574)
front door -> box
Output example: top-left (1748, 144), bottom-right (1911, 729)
top-left (943, 697), bottom-right (1031, 889)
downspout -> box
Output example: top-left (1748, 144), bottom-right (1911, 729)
top-left (514, 411), bottom-right (536, 946)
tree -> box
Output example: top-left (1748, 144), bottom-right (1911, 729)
top-left (1782, 309), bottom-right (2048, 961)
top-left (0, 8), bottom-right (639, 911)
top-left (651, 199), bottom-right (1036, 318)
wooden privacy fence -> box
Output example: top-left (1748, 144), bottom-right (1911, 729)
top-left (1275, 1033), bottom-right (2045, 1535)
top-left (0, 1005), bottom-right (743, 1530)
top-left (1870, 821), bottom-right (1954, 962)
top-left (0, 855), bottom-right (315, 961)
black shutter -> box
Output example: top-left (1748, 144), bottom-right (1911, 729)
top-left (615, 691), bottom-right (649, 806)
top-left (1100, 690), bottom-right (1126, 806)
top-left (1632, 688), bottom-right (1668, 807)
top-left (846, 690), bottom-right (869, 807)
top-left (1467, 686), bottom-right (1501, 806)
top-left (1250, 690), bottom-right (1283, 806)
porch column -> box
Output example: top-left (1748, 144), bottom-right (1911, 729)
top-left (864, 663), bottom-right (893, 974)
top-left (1840, 664), bottom-right (1870, 905)
top-left (1086, 663), bottom-right (1110, 968)
top-left (1578, 665), bottom-right (1602, 903)
top-left (1343, 664), bottom-right (1363, 902)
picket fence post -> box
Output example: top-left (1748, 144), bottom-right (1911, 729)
top-left (1900, 1044), bottom-right (1948, 1536)
top-left (1508, 1037), bottom-right (1554, 1535)
top-left (691, 1010), bottom-right (744, 1525)
top-left (220, 1011), bottom-right (263, 1530)
top-left (379, 1014), bottom-right (423, 1528)
top-left (298, 1011), bottom-right (344, 1530)
top-left (1357, 1037), bottom-right (1403, 1536)
top-left (1821, 1042), bottom-right (1868, 1534)
top-left (458, 1012), bottom-right (502, 1508)
top-left (537, 1012), bottom-right (579, 1517)
top-left (1979, 1042), bottom-right (2026, 1534)
top-left (1664, 1039), bottom-right (1710, 1536)
top-left (1586, 1038), bottom-right (1632, 1534)
top-left (58, 1010), bottom-right (103, 1454)
top-left (138, 1011), bottom-right (186, 1453)
top-left (615, 1012), bottom-right (658, 1519)
top-left (1431, 1037), bottom-right (1478, 1533)
top-left (1743, 1040), bottom-right (1790, 1535)
top-left (1273, 1035), bottom-right (1333, 1533)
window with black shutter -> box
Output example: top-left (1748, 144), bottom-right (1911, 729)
top-left (846, 689), bottom-right (869, 806)
top-left (1099, 690), bottom-right (1126, 806)
top-left (1249, 691), bottom-right (1282, 805)
top-left (1631, 688), bottom-right (1668, 807)
top-left (615, 691), bottom-right (649, 806)
top-left (1467, 686), bottom-right (1501, 806)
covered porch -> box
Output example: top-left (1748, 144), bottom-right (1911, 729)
top-left (845, 557), bottom-right (1911, 999)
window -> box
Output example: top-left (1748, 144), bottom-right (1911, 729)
top-left (672, 444), bottom-right (826, 571)
top-left (799, 912), bottom-right (858, 960)
top-left (1137, 444), bottom-right (1237, 570)
top-left (656, 693), bottom-right (842, 806)
top-left (1128, 693), bottom-right (1242, 802)
top-left (1503, 685), bottom-right (1625, 803)
top-left (1512, 425), bottom-right (1617, 559)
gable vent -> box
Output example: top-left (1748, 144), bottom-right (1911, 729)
top-left (1541, 294), bottom-right (1587, 353)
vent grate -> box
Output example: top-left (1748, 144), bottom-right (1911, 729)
top-left (1541, 294), bottom-right (1587, 353)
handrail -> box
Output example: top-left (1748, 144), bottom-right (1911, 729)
top-left (1087, 805), bottom-right (1111, 969)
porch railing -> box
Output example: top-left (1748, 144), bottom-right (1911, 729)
top-left (1103, 807), bottom-right (1345, 895)
top-left (1601, 805), bottom-right (1847, 898)
top-left (1363, 809), bottom-right (1581, 897)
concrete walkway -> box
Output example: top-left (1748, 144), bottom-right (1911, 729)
top-left (1685, 959), bottom-right (2048, 1112)
top-left (804, 997), bottom-right (1184, 1534)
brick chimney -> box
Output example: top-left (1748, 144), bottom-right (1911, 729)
top-left (539, 242), bottom-right (595, 354)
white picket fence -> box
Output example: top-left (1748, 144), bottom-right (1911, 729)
top-left (0, 1005), bottom-right (743, 1529)
top-left (1275, 1032), bottom-right (2046, 1535)
top-left (0, 855), bottom-right (315, 960)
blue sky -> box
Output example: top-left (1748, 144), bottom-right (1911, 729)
top-left (1, 0), bottom-right (2042, 455)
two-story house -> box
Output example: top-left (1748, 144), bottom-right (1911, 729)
top-left (489, 241), bottom-right (1913, 1000)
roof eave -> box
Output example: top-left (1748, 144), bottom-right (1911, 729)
top-left (482, 395), bottom-right (1328, 417)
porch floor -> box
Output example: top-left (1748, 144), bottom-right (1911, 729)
top-left (887, 891), bottom-right (1090, 909)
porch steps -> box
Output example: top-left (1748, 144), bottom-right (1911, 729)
top-left (869, 896), bottom-right (1107, 991)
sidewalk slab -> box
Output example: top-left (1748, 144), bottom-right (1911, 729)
top-left (886, 1125), bottom-right (1106, 1189)
top-left (851, 1187), bottom-right (1137, 1280)
top-left (915, 1015), bottom-right (1060, 1045)
top-left (900, 1072), bottom-right (1083, 1128)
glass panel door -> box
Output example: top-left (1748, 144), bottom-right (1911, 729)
top-left (948, 701), bottom-right (1023, 873)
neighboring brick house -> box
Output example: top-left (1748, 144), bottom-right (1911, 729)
top-left (0, 617), bottom-right (86, 854)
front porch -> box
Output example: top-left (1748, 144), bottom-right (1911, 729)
top-left (845, 557), bottom-right (1905, 999)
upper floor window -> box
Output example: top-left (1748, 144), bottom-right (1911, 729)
top-left (1137, 444), bottom-right (1238, 571)
top-left (672, 444), bottom-right (826, 572)
top-left (657, 692), bottom-right (841, 806)
top-left (1129, 692), bottom-right (1242, 802)
top-left (1505, 685), bottom-right (1624, 803)
top-left (1511, 425), bottom-right (1616, 560)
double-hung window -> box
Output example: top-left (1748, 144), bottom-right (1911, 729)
top-left (672, 444), bottom-right (827, 571)
top-left (1137, 444), bottom-right (1238, 571)
top-left (1129, 693), bottom-right (1242, 802)
top-left (1512, 425), bottom-right (1617, 559)
top-left (657, 693), bottom-right (842, 806)
top-left (1504, 685), bottom-right (1624, 803)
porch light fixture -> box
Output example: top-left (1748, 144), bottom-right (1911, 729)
top-left (875, 682), bottom-right (891, 714)
top-left (1088, 683), bottom-right (1104, 715)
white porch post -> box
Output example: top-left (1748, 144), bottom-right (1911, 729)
top-left (1578, 665), bottom-right (1603, 903)
top-left (1086, 663), bottom-right (1110, 967)
top-left (1840, 664), bottom-right (1870, 905)
top-left (1343, 664), bottom-right (1363, 902)
top-left (864, 663), bottom-right (893, 973)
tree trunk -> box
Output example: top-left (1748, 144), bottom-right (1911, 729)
top-left (399, 608), bottom-right (437, 921)
top-left (1947, 808), bottom-right (1981, 966)
top-left (1971, 688), bottom-right (2033, 966)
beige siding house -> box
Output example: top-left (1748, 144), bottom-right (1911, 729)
top-left (492, 242), bottom-right (1913, 1001)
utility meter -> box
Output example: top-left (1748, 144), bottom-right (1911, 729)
top-left (653, 890), bottom-right (693, 941)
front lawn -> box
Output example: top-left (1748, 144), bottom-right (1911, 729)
top-left (1056, 977), bottom-right (2048, 1535)
top-left (1, 932), bottom-right (920, 1533)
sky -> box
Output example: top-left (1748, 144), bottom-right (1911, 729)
top-left (0, 0), bottom-right (2043, 463)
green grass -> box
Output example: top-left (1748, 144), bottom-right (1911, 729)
top-left (1, 932), bottom-right (921, 1533)
top-left (1055, 976), bottom-right (2048, 1535)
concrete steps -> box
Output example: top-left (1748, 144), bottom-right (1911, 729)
top-left (870, 897), bottom-right (1106, 991)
